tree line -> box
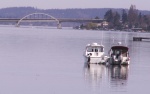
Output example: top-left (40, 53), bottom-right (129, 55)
top-left (79, 5), bottom-right (150, 31)
top-left (104, 5), bottom-right (150, 31)
top-left (0, 6), bottom-right (150, 30)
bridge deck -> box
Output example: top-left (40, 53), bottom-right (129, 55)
top-left (0, 18), bottom-right (105, 23)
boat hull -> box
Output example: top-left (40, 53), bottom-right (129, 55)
top-left (108, 57), bottom-right (130, 65)
top-left (84, 56), bottom-right (108, 64)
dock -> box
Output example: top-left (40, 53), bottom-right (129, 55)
top-left (133, 37), bottom-right (150, 41)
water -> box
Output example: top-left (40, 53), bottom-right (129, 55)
top-left (0, 26), bottom-right (150, 94)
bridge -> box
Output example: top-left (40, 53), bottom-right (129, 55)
top-left (0, 13), bottom-right (105, 29)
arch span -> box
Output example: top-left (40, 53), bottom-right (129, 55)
top-left (16, 13), bottom-right (59, 27)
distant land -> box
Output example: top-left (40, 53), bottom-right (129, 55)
top-left (1, 7), bottom-right (150, 30)
top-left (0, 7), bottom-right (150, 19)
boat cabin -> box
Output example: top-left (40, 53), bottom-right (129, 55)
top-left (86, 43), bottom-right (104, 53)
top-left (110, 46), bottom-right (129, 57)
top-left (85, 43), bottom-right (104, 57)
top-left (86, 46), bottom-right (104, 52)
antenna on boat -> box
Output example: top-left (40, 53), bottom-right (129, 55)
top-left (125, 33), bottom-right (127, 46)
top-left (118, 42), bottom-right (122, 45)
top-left (100, 31), bottom-right (104, 45)
top-left (112, 36), bottom-right (115, 45)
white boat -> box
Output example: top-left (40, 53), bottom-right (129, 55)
top-left (84, 43), bottom-right (108, 64)
top-left (108, 45), bottom-right (130, 65)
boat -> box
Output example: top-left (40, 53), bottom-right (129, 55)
top-left (84, 43), bottom-right (108, 64)
top-left (108, 43), bottom-right (130, 65)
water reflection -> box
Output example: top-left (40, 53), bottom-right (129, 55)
top-left (108, 65), bottom-right (129, 88)
top-left (109, 65), bottom-right (129, 80)
top-left (84, 64), bottom-right (106, 87)
top-left (84, 64), bottom-right (129, 91)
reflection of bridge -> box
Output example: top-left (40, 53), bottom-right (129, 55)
top-left (0, 13), bottom-right (105, 29)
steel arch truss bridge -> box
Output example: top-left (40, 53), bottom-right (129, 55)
top-left (16, 13), bottom-right (60, 28)
top-left (0, 12), bottom-right (105, 29)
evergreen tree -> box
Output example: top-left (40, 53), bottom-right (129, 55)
top-left (128, 5), bottom-right (138, 28)
top-left (104, 9), bottom-right (114, 29)
top-left (143, 15), bottom-right (149, 25)
top-left (143, 15), bottom-right (150, 30)
top-left (114, 12), bottom-right (121, 29)
top-left (95, 16), bottom-right (100, 19)
top-left (85, 22), bottom-right (97, 30)
top-left (94, 16), bottom-right (100, 23)
top-left (122, 9), bottom-right (128, 24)
top-left (137, 12), bottom-right (142, 27)
top-left (104, 9), bottom-right (113, 22)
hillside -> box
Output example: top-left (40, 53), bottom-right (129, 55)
top-left (0, 7), bottom-right (150, 19)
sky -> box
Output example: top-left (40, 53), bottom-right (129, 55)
top-left (1, 0), bottom-right (150, 11)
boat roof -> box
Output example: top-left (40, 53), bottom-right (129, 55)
top-left (86, 43), bottom-right (104, 47)
top-left (111, 46), bottom-right (128, 50)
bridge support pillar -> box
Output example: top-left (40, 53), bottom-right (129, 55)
top-left (57, 22), bottom-right (62, 29)
top-left (16, 24), bottom-right (20, 27)
top-left (15, 21), bottom-right (20, 27)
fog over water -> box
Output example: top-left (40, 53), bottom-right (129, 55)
top-left (0, 26), bottom-right (149, 94)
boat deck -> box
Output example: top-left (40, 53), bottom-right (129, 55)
top-left (133, 37), bottom-right (150, 41)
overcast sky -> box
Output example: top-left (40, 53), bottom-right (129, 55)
top-left (1, 0), bottom-right (150, 10)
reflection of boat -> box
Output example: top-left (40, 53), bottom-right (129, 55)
top-left (109, 65), bottom-right (129, 80)
top-left (84, 64), bottom-right (129, 90)
top-left (107, 65), bottom-right (129, 88)
top-left (84, 64), bottom-right (106, 86)
top-left (84, 43), bottom-right (108, 64)
top-left (108, 45), bottom-right (130, 65)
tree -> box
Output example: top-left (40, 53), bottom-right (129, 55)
top-left (104, 10), bottom-right (122, 29)
top-left (142, 15), bottom-right (150, 30)
top-left (104, 9), bottom-right (113, 22)
top-left (128, 5), bottom-right (138, 28)
top-left (80, 24), bottom-right (85, 29)
top-left (143, 15), bottom-right (149, 25)
top-left (95, 16), bottom-right (100, 19)
top-left (114, 12), bottom-right (121, 29)
top-left (85, 22), bottom-right (97, 30)
top-left (122, 9), bottom-right (128, 24)
top-left (104, 9), bottom-right (114, 29)
top-left (137, 12), bottom-right (143, 28)
top-left (94, 16), bottom-right (101, 23)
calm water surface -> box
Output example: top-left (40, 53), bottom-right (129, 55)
top-left (0, 26), bottom-right (149, 94)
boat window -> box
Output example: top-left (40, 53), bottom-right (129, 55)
top-left (122, 50), bottom-right (127, 56)
top-left (98, 47), bottom-right (103, 52)
top-left (112, 50), bottom-right (119, 55)
top-left (116, 51), bottom-right (120, 54)
top-left (113, 50), bottom-right (123, 55)
top-left (87, 47), bottom-right (93, 52)
top-left (95, 49), bottom-right (98, 52)
top-left (87, 47), bottom-right (103, 52)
